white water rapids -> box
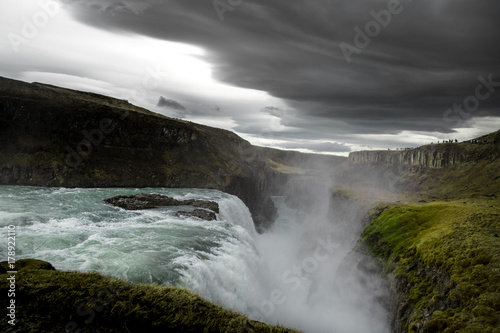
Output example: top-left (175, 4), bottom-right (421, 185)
top-left (0, 186), bottom-right (390, 332)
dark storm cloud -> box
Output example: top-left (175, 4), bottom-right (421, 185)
top-left (157, 96), bottom-right (186, 111)
top-left (64, 0), bottom-right (500, 138)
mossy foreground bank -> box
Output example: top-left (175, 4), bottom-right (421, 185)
top-left (360, 199), bottom-right (500, 333)
top-left (0, 260), bottom-right (298, 333)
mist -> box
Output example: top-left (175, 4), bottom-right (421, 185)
top-left (239, 164), bottom-right (394, 332)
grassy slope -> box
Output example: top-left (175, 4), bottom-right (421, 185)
top-left (349, 133), bottom-right (500, 333)
top-left (0, 260), bottom-right (298, 333)
top-left (360, 200), bottom-right (499, 332)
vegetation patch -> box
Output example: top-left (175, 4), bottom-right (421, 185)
top-left (0, 259), bottom-right (299, 333)
top-left (360, 200), bottom-right (500, 333)
top-left (266, 158), bottom-right (305, 175)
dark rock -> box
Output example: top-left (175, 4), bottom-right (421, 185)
top-left (252, 215), bottom-right (271, 233)
top-left (185, 200), bottom-right (220, 214)
top-left (104, 194), bottom-right (219, 215)
top-left (104, 194), bottom-right (183, 210)
top-left (177, 209), bottom-right (217, 221)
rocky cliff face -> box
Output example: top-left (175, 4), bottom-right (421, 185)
top-left (0, 76), bottom-right (343, 231)
top-left (348, 133), bottom-right (500, 169)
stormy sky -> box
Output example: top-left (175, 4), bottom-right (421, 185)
top-left (1, 0), bottom-right (499, 155)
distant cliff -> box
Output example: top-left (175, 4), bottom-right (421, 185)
top-left (0, 76), bottom-right (344, 231)
top-left (348, 132), bottom-right (500, 169)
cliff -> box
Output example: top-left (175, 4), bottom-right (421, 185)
top-left (338, 130), bottom-right (500, 332)
top-left (341, 131), bottom-right (500, 200)
top-left (0, 76), bottom-right (344, 231)
top-left (348, 131), bottom-right (500, 169)
top-left (359, 199), bottom-right (500, 333)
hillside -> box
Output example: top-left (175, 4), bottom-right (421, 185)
top-left (360, 199), bottom-right (499, 333)
top-left (0, 76), bottom-right (345, 231)
top-left (341, 131), bottom-right (500, 201)
top-left (0, 259), bottom-right (298, 333)
top-left (340, 130), bottom-right (500, 332)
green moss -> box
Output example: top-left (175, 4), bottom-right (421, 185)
top-left (360, 200), bottom-right (500, 333)
top-left (0, 258), bottom-right (55, 272)
top-left (1, 259), bottom-right (299, 332)
top-left (266, 158), bottom-right (305, 174)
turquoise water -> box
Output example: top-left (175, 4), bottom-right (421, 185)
top-left (0, 186), bottom-right (256, 285)
top-left (0, 185), bottom-right (390, 333)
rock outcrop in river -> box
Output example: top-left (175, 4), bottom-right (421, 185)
top-left (104, 193), bottom-right (219, 221)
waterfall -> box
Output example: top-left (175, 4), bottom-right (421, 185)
top-left (0, 186), bottom-right (391, 333)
